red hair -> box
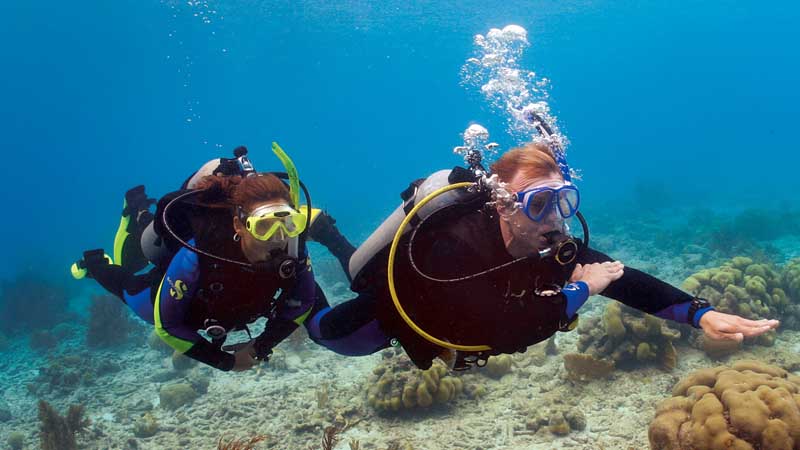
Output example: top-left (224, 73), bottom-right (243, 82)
top-left (188, 174), bottom-right (291, 255)
top-left (490, 142), bottom-right (560, 184)
top-left (194, 174), bottom-right (291, 212)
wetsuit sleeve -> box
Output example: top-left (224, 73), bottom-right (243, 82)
top-left (252, 256), bottom-right (317, 359)
top-left (307, 210), bottom-right (356, 281)
top-left (576, 247), bottom-right (713, 328)
top-left (563, 281), bottom-right (591, 319)
top-left (154, 248), bottom-right (235, 371)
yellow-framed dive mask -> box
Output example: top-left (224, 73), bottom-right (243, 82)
top-left (239, 204), bottom-right (307, 242)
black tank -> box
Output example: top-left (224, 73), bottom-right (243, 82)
top-left (361, 200), bottom-right (575, 369)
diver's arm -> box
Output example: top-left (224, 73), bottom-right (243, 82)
top-left (252, 258), bottom-right (316, 359)
top-left (306, 210), bottom-right (356, 281)
top-left (576, 248), bottom-right (713, 328)
top-left (154, 248), bottom-right (236, 371)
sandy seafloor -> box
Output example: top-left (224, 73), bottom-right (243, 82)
top-left (2, 225), bottom-right (800, 450)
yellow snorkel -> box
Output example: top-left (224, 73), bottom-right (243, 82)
top-left (271, 142), bottom-right (301, 210)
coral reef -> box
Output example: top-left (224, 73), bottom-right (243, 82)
top-left (132, 412), bottom-right (159, 438)
top-left (0, 273), bottom-right (72, 333)
top-left (186, 370), bottom-right (211, 395)
top-left (38, 400), bottom-right (89, 450)
top-left (648, 360), bottom-right (800, 450)
top-left (699, 335), bottom-right (741, 360)
top-left (782, 258), bottom-right (800, 330)
top-left (364, 348), bottom-right (472, 414)
top-left (159, 383), bottom-right (199, 410)
top-left (7, 432), bottom-right (24, 450)
top-left (217, 434), bottom-right (267, 450)
top-left (86, 294), bottom-right (135, 347)
top-left (171, 350), bottom-right (198, 372)
top-left (682, 256), bottom-right (800, 334)
top-left (28, 353), bottom-right (120, 395)
top-left (523, 408), bottom-right (587, 436)
top-left (563, 353), bottom-right (615, 380)
top-left (483, 354), bottom-right (512, 379)
top-left (784, 258), bottom-right (800, 302)
top-left (574, 302), bottom-right (681, 371)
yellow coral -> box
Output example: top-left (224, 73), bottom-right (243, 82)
top-left (683, 256), bottom-right (797, 347)
top-left (784, 258), bottom-right (800, 299)
top-left (730, 256), bottom-right (753, 269)
top-left (576, 303), bottom-right (681, 371)
top-left (563, 353), bottom-right (614, 380)
top-left (416, 383), bottom-right (433, 407)
top-left (603, 302), bottom-right (626, 341)
top-left (365, 351), bottom-right (468, 413)
top-left (650, 360), bottom-right (800, 450)
top-left (636, 343), bottom-right (656, 362)
top-left (484, 355), bottom-right (512, 379)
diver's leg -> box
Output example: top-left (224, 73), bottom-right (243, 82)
top-left (82, 249), bottom-right (159, 324)
top-left (307, 211), bottom-right (356, 281)
top-left (113, 185), bottom-right (156, 274)
top-left (81, 249), bottom-right (127, 299)
top-left (119, 267), bottom-right (161, 324)
top-left (305, 288), bottom-right (390, 356)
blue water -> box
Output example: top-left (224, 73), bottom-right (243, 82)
top-left (2, 2), bottom-right (800, 448)
top-left (2, 0), bottom-right (799, 278)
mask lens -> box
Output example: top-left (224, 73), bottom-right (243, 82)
top-left (246, 208), bottom-right (307, 241)
top-left (269, 225), bottom-right (287, 242)
top-left (525, 190), bottom-right (554, 220)
top-left (558, 188), bottom-right (580, 218)
top-left (252, 217), bottom-right (277, 237)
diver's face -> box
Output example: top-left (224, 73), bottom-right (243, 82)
top-left (500, 171), bottom-right (566, 256)
top-left (233, 200), bottom-right (291, 263)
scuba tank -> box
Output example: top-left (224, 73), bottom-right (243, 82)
top-left (348, 168), bottom-right (483, 284)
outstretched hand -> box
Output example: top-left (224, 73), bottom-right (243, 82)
top-left (699, 310), bottom-right (780, 342)
top-left (232, 341), bottom-right (259, 372)
top-left (570, 261), bottom-right (625, 296)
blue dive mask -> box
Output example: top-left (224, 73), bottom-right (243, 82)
top-left (515, 184), bottom-right (580, 222)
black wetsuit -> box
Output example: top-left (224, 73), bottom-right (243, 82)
top-left (311, 201), bottom-right (707, 369)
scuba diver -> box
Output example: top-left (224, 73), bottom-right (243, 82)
top-left (73, 144), bottom-right (356, 371)
top-left (307, 113), bottom-right (780, 370)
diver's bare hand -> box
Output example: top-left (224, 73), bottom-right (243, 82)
top-left (232, 342), bottom-right (258, 372)
top-left (699, 311), bottom-right (779, 342)
top-left (570, 261), bottom-right (624, 296)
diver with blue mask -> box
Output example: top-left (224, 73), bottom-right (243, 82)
top-left (72, 144), bottom-right (356, 371)
top-left (306, 115), bottom-right (779, 371)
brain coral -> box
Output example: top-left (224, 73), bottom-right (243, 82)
top-left (682, 256), bottom-right (799, 335)
top-left (575, 302), bottom-right (681, 371)
top-left (784, 258), bottom-right (800, 302)
top-left (365, 348), bottom-right (475, 414)
top-left (648, 360), bottom-right (800, 450)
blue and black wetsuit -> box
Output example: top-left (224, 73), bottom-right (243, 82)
top-left (81, 186), bottom-right (162, 323)
top-left (84, 188), bottom-right (356, 370)
top-left (153, 244), bottom-right (323, 370)
top-left (308, 204), bottom-right (713, 369)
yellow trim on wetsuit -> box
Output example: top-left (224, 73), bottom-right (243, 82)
top-left (299, 205), bottom-right (322, 225)
top-left (293, 305), bottom-right (314, 326)
top-left (153, 275), bottom-right (195, 354)
top-left (387, 181), bottom-right (492, 353)
top-left (113, 199), bottom-right (131, 265)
